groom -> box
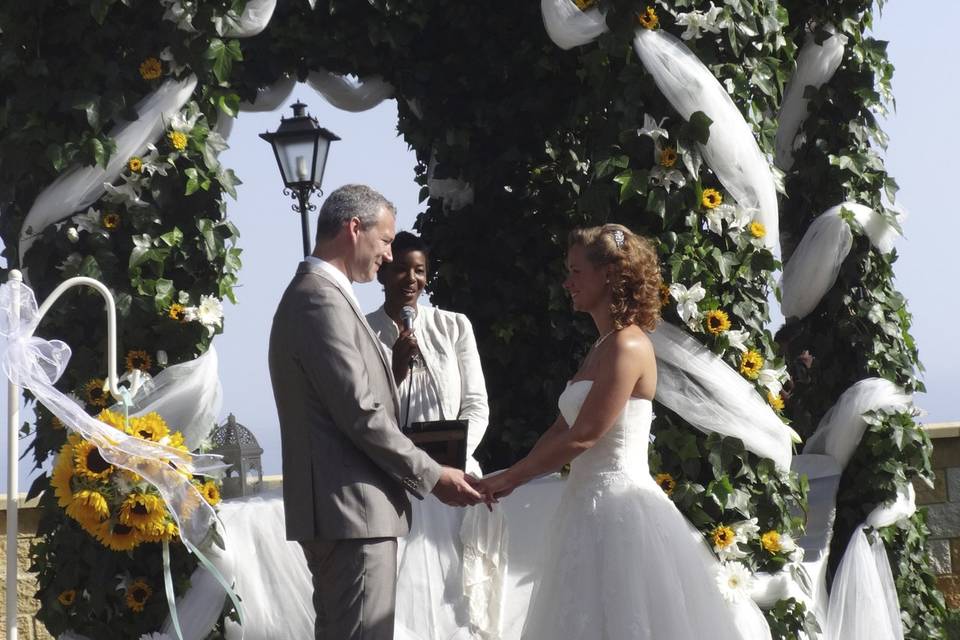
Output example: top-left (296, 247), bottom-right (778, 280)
top-left (268, 184), bottom-right (484, 640)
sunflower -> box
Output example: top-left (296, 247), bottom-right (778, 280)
top-left (51, 445), bottom-right (75, 508)
top-left (637, 6), bottom-right (659, 29)
top-left (65, 489), bottom-right (110, 531)
top-left (57, 589), bottom-right (77, 607)
top-left (97, 408), bottom-right (128, 432)
top-left (767, 391), bottom-right (784, 413)
top-left (168, 303), bottom-right (187, 321)
top-left (573, 0), bottom-right (596, 9)
top-left (96, 521), bottom-right (142, 551)
top-left (659, 146), bottom-right (677, 168)
top-left (705, 310), bottom-right (731, 335)
top-left (125, 349), bottom-right (152, 372)
top-left (125, 578), bottom-right (152, 612)
top-left (102, 212), bottom-right (121, 231)
top-left (761, 530), bottom-right (782, 553)
top-left (168, 131), bottom-right (188, 151)
top-left (701, 188), bottom-right (723, 209)
top-left (749, 221), bottom-right (766, 239)
top-left (118, 493), bottom-right (166, 532)
top-left (83, 378), bottom-right (110, 408)
top-left (199, 480), bottom-right (222, 506)
top-left (139, 57), bottom-right (162, 80)
top-left (712, 524), bottom-right (736, 550)
top-left (167, 431), bottom-right (187, 450)
top-left (128, 413), bottom-right (170, 442)
top-left (739, 350), bottom-right (764, 380)
top-left (654, 472), bottom-right (676, 496)
top-left (138, 519), bottom-right (179, 544)
top-left (128, 157), bottom-right (143, 173)
top-left (73, 440), bottom-right (114, 481)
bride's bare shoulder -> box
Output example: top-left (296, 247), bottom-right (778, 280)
top-left (611, 325), bottom-right (654, 358)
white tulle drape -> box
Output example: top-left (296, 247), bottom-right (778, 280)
top-left (222, 0), bottom-right (277, 38)
top-left (775, 28), bottom-right (847, 170)
top-left (540, 0), bottom-right (608, 50)
top-left (802, 378), bottom-right (911, 469)
top-left (781, 202), bottom-right (900, 319)
top-left (633, 29), bottom-right (780, 254)
top-left (0, 281), bottom-right (223, 547)
top-left (158, 536), bottom-right (236, 640)
top-left (825, 528), bottom-right (904, 640)
top-left (19, 76), bottom-right (197, 261)
top-left (650, 322), bottom-right (793, 470)
top-left (306, 70), bottom-right (394, 112)
top-left (111, 346), bottom-right (222, 450)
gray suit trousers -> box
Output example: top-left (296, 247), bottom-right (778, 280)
top-left (300, 537), bottom-right (398, 640)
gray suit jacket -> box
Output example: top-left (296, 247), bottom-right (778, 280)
top-left (269, 261), bottom-right (442, 541)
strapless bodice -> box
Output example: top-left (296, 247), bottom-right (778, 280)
top-left (558, 380), bottom-right (653, 480)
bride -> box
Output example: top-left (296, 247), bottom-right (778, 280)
top-left (475, 224), bottom-right (767, 640)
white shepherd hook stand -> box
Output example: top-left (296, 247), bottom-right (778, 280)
top-left (5, 270), bottom-right (122, 640)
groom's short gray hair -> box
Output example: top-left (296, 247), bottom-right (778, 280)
top-left (315, 184), bottom-right (396, 241)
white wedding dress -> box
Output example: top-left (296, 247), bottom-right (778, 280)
top-left (520, 380), bottom-right (769, 640)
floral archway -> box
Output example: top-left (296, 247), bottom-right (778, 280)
top-left (0, 0), bottom-right (945, 638)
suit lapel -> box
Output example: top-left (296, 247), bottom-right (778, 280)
top-left (299, 262), bottom-right (401, 414)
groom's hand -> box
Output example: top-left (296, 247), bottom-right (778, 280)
top-left (431, 466), bottom-right (484, 507)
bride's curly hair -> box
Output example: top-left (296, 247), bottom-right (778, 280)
top-left (568, 224), bottom-right (662, 331)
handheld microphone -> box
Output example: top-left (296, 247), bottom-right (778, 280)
top-left (400, 305), bottom-right (416, 332)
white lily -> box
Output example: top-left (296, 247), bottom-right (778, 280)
top-left (169, 102), bottom-right (202, 134)
top-left (669, 282), bottom-right (706, 326)
top-left (74, 207), bottom-right (106, 235)
top-left (104, 175), bottom-right (149, 208)
top-left (732, 517), bottom-right (759, 542)
top-left (637, 113), bottom-right (669, 142)
top-left (704, 203), bottom-right (736, 235)
top-left (758, 364), bottom-right (788, 396)
top-left (160, 0), bottom-right (196, 32)
top-left (725, 329), bottom-right (750, 353)
top-left (140, 144), bottom-right (171, 177)
top-left (675, 3), bottom-right (724, 40)
top-left (649, 166), bottom-right (686, 192)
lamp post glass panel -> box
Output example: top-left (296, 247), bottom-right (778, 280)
top-left (260, 101), bottom-right (340, 256)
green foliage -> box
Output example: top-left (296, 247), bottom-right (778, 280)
top-left (778, 1), bottom-right (946, 636)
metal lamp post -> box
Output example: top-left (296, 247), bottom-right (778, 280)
top-left (259, 101), bottom-right (340, 257)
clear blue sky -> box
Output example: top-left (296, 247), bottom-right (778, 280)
top-left (2, 3), bottom-right (957, 492)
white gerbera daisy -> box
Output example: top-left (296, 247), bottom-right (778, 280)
top-left (716, 561), bottom-right (753, 603)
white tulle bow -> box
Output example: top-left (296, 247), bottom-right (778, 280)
top-left (0, 281), bottom-right (224, 547)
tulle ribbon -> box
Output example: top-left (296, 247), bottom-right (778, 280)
top-left (650, 322), bottom-right (795, 470)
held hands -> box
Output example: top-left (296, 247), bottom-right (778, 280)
top-left (391, 328), bottom-right (420, 383)
top-left (473, 470), bottom-right (520, 503)
top-left (431, 466), bottom-right (489, 507)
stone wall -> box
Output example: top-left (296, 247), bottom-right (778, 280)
top-left (0, 495), bottom-right (54, 640)
top-left (915, 421), bottom-right (960, 609)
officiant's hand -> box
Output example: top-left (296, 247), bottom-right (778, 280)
top-left (432, 466), bottom-right (485, 507)
top-left (392, 328), bottom-right (420, 383)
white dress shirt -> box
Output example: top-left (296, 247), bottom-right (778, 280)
top-left (305, 256), bottom-right (360, 309)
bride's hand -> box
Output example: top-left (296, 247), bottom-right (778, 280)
top-left (475, 471), bottom-right (519, 501)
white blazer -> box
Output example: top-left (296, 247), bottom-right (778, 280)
top-left (366, 304), bottom-right (490, 475)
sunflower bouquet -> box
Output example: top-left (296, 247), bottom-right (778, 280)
top-left (50, 409), bottom-right (222, 552)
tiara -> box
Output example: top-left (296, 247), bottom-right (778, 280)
top-left (612, 229), bottom-right (625, 249)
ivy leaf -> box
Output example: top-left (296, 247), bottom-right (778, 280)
top-left (686, 111), bottom-right (713, 145)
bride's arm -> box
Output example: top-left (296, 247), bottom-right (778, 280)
top-left (480, 332), bottom-right (653, 498)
